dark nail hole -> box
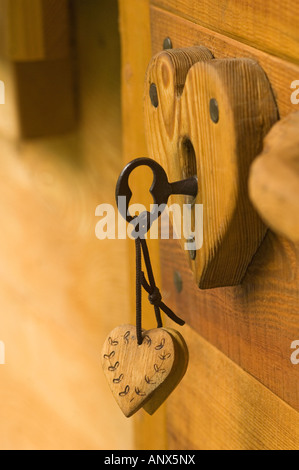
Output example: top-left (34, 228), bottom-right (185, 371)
top-left (173, 271), bottom-right (183, 293)
top-left (178, 136), bottom-right (198, 210)
top-left (210, 98), bottom-right (219, 123)
top-left (150, 83), bottom-right (159, 108)
top-left (163, 37), bottom-right (173, 50)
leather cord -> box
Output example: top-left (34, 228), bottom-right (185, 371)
top-left (135, 236), bottom-right (185, 345)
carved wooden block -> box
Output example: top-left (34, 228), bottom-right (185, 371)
top-left (144, 47), bottom-right (278, 288)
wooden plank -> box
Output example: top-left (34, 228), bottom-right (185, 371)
top-left (118, 0), bottom-right (168, 450)
top-left (124, 0), bottom-right (299, 450)
top-left (41, 0), bottom-right (71, 60)
top-left (16, 59), bottom-right (75, 138)
top-left (0, 0), bottom-right (70, 61)
top-left (0, 0), bottom-right (75, 138)
top-left (151, 7), bottom-right (299, 413)
top-left (166, 325), bottom-right (299, 450)
top-left (160, 233), bottom-right (299, 413)
top-left (151, 0), bottom-right (299, 65)
top-left (0, 57), bottom-right (76, 139)
top-left (150, 6), bottom-right (299, 118)
top-left (122, 2), bottom-right (299, 448)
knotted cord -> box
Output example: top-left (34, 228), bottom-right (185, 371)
top-left (135, 234), bottom-right (185, 345)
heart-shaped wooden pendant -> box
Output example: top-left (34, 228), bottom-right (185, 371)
top-left (143, 328), bottom-right (189, 415)
top-left (102, 324), bottom-right (184, 417)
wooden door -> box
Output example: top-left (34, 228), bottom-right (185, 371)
top-left (119, 0), bottom-right (299, 450)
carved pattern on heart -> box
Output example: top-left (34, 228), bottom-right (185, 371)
top-left (103, 331), bottom-right (172, 399)
top-left (102, 325), bottom-right (176, 417)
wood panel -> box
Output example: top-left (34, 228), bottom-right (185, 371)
top-left (151, 0), bottom-right (299, 64)
top-left (0, 57), bottom-right (75, 140)
top-left (0, 57), bottom-right (76, 140)
top-left (0, 0), bottom-right (74, 138)
top-left (150, 7), bottom-right (299, 413)
top-left (166, 325), bottom-right (299, 450)
top-left (150, 6), bottom-right (299, 119)
top-left (160, 227), bottom-right (299, 414)
top-left (144, 5), bottom-right (299, 449)
top-left (0, 0), bottom-right (133, 450)
top-left (120, 1), bottom-right (299, 449)
top-left (0, 0), bottom-right (70, 61)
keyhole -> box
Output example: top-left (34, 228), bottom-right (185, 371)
top-left (128, 166), bottom-right (155, 216)
top-left (178, 136), bottom-right (198, 249)
top-left (179, 136), bottom-right (197, 180)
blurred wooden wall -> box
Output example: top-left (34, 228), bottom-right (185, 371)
top-left (0, 0), bottom-right (134, 450)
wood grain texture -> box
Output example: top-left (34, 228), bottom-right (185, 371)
top-left (166, 325), bottom-right (299, 450)
top-left (118, 0), bottom-right (299, 451)
top-left (0, 0), bottom-right (71, 61)
top-left (149, 0), bottom-right (299, 418)
top-left (150, 6), bottom-right (299, 119)
top-left (0, 0), bottom-right (133, 450)
top-left (145, 47), bottom-right (278, 288)
top-left (160, 231), bottom-right (299, 413)
top-left (119, 0), bottom-right (299, 451)
top-left (249, 112), bottom-right (299, 243)
top-left (150, 13), bottom-right (299, 414)
top-left (151, 0), bottom-right (299, 64)
top-left (151, 7), bottom-right (299, 449)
